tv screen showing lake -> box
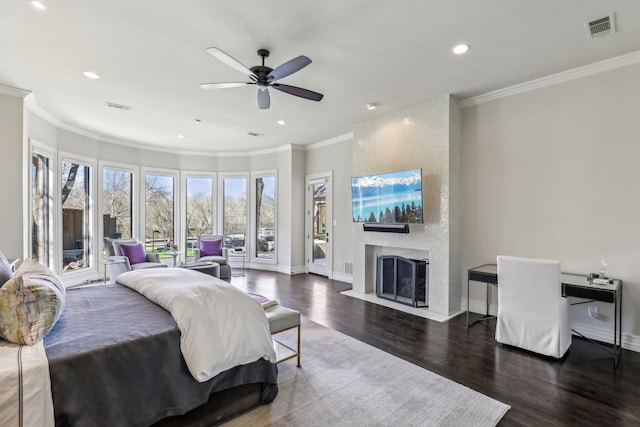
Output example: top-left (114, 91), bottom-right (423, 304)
top-left (352, 169), bottom-right (423, 223)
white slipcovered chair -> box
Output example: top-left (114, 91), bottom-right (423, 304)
top-left (192, 235), bottom-right (231, 279)
top-left (495, 255), bottom-right (572, 358)
top-left (104, 238), bottom-right (167, 284)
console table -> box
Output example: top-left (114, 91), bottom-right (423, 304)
top-left (467, 263), bottom-right (622, 369)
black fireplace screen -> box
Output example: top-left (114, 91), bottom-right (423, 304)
top-left (376, 255), bottom-right (428, 307)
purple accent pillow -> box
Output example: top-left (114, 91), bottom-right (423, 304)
top-left (200, 239), bottom-right (222, 257)
top-left (119, 243), bottom-right (147, 265)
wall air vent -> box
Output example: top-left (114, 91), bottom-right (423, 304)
top-left (344, 261), bottom-right (353, 275)
top-left (105, 102), bottom-right (132, 111)
top-left (585, 13), bottom-right (616, 39)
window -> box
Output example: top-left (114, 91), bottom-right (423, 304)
top-left (186, 175), bottom-right (214, 249)
top-left (145, 172), bottom-right (175, 252)
top-left (255, 174), bottom-right (276, 260)
top-left (31, 150), bottom-right (54, 268)
top-left (61, 160), bottom-right (92, 272)
top-left (102, 167), bottom-right (133, 239)
top-left (221, 175), bottom-right (247, 251)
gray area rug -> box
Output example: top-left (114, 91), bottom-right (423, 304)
top-left (225, 317), bottom-right (509, 426)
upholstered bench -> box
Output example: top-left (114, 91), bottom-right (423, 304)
top-left (264, 304), bottom-right (301, 367)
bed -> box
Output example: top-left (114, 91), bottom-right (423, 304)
top-left (42, 270), bottom-right (278, 426)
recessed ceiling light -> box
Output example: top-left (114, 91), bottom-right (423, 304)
top-left (366, 103), bottom-right (379, 110)
top-left (30, 1), bottom-right (47, 10)
top-left (277, 120), bottom-right (286, 125)
top-left (83, 71), bottom-right (101, 79)
top-left (194, 119), bottom-right (201, 124)
top-left (177, 134), bottom-right (185, 139)
top-left (452, 44), bottom-right (469, 55)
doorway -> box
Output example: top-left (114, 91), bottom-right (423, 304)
top-left (306, 172), bottom-right (332, 277)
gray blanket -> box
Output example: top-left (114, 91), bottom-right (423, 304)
top-left (44, 285), bottom-right (277, 427)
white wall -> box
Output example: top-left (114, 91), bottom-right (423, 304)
top-left (462, 62), bottom-right (640, 349)
top-left (0, 91), bottom-right (26, 260)
top-left (305, 137), bottom-right (354, 280)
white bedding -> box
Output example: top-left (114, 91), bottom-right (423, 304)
top-left (117, 268), bottom-right (276, 381)
top-left (0, 340), bottom-right (54, 427)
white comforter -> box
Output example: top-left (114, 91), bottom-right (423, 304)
top-left (0, 341), bottom-right (54, 427)
top-left (117, 268), bottom-right (276, 381)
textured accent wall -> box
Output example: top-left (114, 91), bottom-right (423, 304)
top-left (352, 95), bottom-right (462, 316)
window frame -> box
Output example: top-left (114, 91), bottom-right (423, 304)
top-left (218, 172), bottom-right (249, 255)
top-left (29, 140), bottom-right (57, 270)
top-left (58, 151), bottom-right (97, 282)
top-left (141, 167), bottom-right (179, 254)
top-left (250, 169), bottom-right (277, 264)
top-left (181, 171), bottom-right (217, 260)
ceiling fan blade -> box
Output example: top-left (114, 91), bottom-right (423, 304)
top-left (206, 47), bottom-right (256, 77)
top-left (257, 88), bottom-right (270, 110)
top-left (272, 84), bottom-right (323, 101)
top-left (267, 55), bottom-right (312, 82)
top-left (199, 82), bottom-right (253, 90)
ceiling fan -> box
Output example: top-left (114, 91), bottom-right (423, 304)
top-left (200, 47), bottom-right (324, 110)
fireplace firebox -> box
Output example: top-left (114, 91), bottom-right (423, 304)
top-left (376, 255), bottom-right (429, 307)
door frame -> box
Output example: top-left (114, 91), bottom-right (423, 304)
top-left (305, 172), bottom-right (332, 278)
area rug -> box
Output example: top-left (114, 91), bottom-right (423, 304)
top-left (224, 317), bottom-right (509, 426)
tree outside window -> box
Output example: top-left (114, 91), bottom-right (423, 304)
top-left (145, 174), bottom-right (174, 251)
top-left (256, 175), bottom-right (276, 259)
top-left (102, 168), bottom-right (133, 240)
top-left (222, 177), bottom-right (247, 250)
top-left (61, 161), bottom-right (91, 271)
top-left (32, 152), bottom-right (53, 268)
top-left (186, 176), bottom-right (214, 250)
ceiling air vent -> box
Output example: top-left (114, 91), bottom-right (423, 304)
top-left (585, 13), bottom-right (616, 39)
top-left (105, 102), bottom-right (132, 111)
top-left (248, 132), bottom-right (263, 137)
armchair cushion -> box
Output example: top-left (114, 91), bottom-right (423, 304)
top-left (200, 239), bottom-right (223, 257)
top-left (146, 252), bottom-right (161, 263)
top-left (131, 262), bottom-right (168, 271)
top-left (119, 243), bottom-right (147, 265)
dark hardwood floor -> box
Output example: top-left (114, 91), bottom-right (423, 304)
top-left (231, 270), bottom-right (640, 426)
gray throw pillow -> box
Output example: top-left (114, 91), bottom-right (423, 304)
top-left (0, 251), bottom-right (13, 285)
top-left (0, 259), bottom-right (66, 345)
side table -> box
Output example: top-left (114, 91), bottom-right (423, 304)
top-left (104, 259), bottom-right (127, 283)
top-left (166, 250), bottom-right (183, 267)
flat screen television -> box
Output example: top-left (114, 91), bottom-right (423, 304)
top-left (352, 168), bottom-right (423, 223)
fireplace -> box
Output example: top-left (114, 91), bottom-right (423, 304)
top-left (376, 255), bottom-right (429, 307)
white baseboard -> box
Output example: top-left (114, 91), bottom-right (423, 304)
top-left (274, 265), bottom-right (307, 275)
top-left (462, 298), bottom-right (640, 353)
top-left (331, 272), bottom-right (353, 284)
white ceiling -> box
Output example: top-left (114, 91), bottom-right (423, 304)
top-left (1, 1), bottom-right (639, 154)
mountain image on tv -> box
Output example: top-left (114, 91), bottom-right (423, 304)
top-left (352, 169), bottom-right (423, 223)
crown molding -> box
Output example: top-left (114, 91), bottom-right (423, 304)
top-left (305, 132), bottom-right (354, 151)
top-left (25, 94), bottom-right (314, 157)
top-left (461, 50), bottom-right (640, 108)
top-left (0, 84), bottom-right (31, 98)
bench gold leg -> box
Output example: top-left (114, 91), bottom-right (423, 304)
top-left (297, 324), bottom-right (301, 367)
